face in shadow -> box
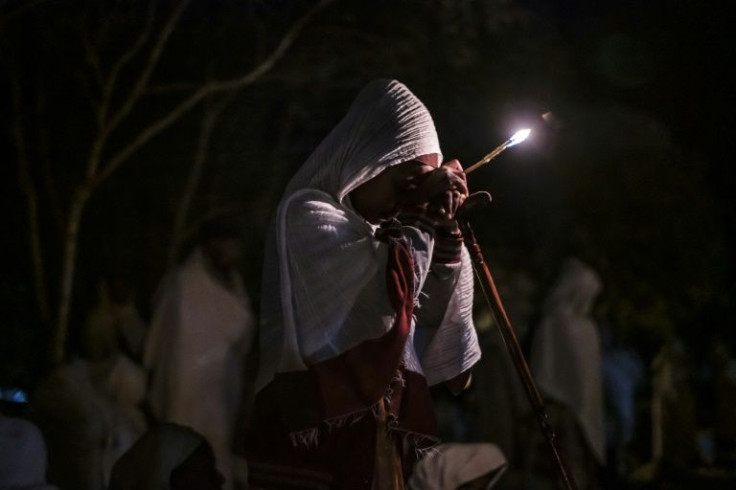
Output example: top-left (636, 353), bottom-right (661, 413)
top-left (350, 160), bottom-right (434, 223)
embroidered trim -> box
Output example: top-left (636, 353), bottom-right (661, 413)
top-left (289, 402), bottom-right (381, 448)
top-left (289, 427), bottom-right (320, 448)
top-left (288, 367), bottom-right (426, 451)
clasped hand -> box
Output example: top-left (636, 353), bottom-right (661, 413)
top-left (400, 159), bottom-right (468, 219)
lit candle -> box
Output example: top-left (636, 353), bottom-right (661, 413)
top-left (464, 128), bottom-right (531, 175)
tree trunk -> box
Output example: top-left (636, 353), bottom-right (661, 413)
top-left (52, 188), bottom-right (89, 364)
top-left (11, 72), bottom-right (51, 327)
top-left (19, 165), bottom-right (51, 326)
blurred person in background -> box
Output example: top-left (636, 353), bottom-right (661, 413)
top-left (28, 355), bottom-right (147, 490)
top-left (144, 215), bottom-right (257, 490)
top-left (526, 257), bottom-right (606, 490)
top-left (0, 414), bottom-right (58, 490)
top-left (82, 268), bottom-right (147, 364)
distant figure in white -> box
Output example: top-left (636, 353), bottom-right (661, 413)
top-left (28, 356), bottom-right (147, 490)
top-left (527, 257), bottom-right (606, 490)
top-left (82, 270), bottom-right (147, 363)
top-left (30, 268), bottom-right (148, 490)
top-left (144, 216), bottom-right (256, 490)
top-left (0, 414), bottom-right (58, 490)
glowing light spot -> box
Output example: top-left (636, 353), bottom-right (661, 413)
top-left (507, 129), bottom-right (531, 148)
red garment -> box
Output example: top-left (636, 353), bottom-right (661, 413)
top-left (237, 239), bottom-right (437, 489)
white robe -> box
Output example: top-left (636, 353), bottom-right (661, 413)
top-left (144, 248), bottom-right (256, 487)
top-left (408, 443), bottom-right (508, 490)
top-left (530, 257), bottom-right (606, 465)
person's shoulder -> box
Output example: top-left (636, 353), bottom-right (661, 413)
top-left (280, 190), bottom-right (373, 245)
top-left (285, 189), bottom-right (338, 211)
top-left (283, 190), bottom-right (348, 224)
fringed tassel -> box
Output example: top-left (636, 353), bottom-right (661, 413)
top-left (382, 367), bottom-right (407, 407)
top-left (402, 432), bottom-right (441, 460)
top-left (289, 405), bottom-right (375, 448)
top-left (288, 368), bottom-right (412, 449)
top-left (414, 290), bottom-right (429, 310)
top-left (324, 409), bottom-right (369, 431)
top-left (392, 368), bottom-right (406, 388)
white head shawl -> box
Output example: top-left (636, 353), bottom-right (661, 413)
top-left (0, 415), bottom-right (58, 490)
top-left (256, 79), bottom-right (443, 392)
top-left (108, 423), bottom-right (205, 490)
top-left (283, 78), bottom-right (442, 200)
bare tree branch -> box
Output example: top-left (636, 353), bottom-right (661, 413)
top-left (53, 188), bottom-right (89, 364)
top-left (144, 82), bottom-right (200, 95)
top-left (0, 0), bottom-right (47, 29)
top-left (86, 0), bottom-right (191, 181)
top-left (34, 76), bottom-right (65, 235)
top-left (102, 0), bottom-right (190, 136)
top-left (81, 14), bottom-right (104, 90)
top-left (98, 1), bottom-right (157, 126)
top-left (93, 0), bottom-right (337, 189)
top-left (210, 0), bottom-right (337, 92)
top-left (10, 72), bottom-right (50, 325)
top-left (169, 91), bottom-right (235, 266)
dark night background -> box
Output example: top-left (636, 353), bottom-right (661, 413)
top-left (1, 0), bottom-right (734, 486)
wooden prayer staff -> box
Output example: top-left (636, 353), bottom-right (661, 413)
top-left (457, 192), bottom-right (578, 490)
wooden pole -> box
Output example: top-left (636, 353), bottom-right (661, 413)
top-left (457, 192), bottom-right (577, 490)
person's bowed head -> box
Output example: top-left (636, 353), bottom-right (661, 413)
top-left (108, 423), bottom-right (225, 490)
top-left (350, 157), bottom-right (468, 224)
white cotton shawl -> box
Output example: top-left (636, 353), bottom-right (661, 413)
top-left (408, 443), bottom-right (508, 490)
top-left (256, 78), bottom-right (480, 394)
top-left (143, 248), bottom-right (256, 486)
top-left (529, 257), bottom-right (606, 464)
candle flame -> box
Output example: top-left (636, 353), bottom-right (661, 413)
top-left (465, 127), bottom-right (533, 175)
top-left (507, 128), bottom-right (531, 148)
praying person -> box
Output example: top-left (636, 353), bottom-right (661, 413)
top-left (144, 216), bottom-right (257, 490)
top-left (108, 422), bottom-right (225, 490)
top-left (239, 79), bottom-right (481, 489)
